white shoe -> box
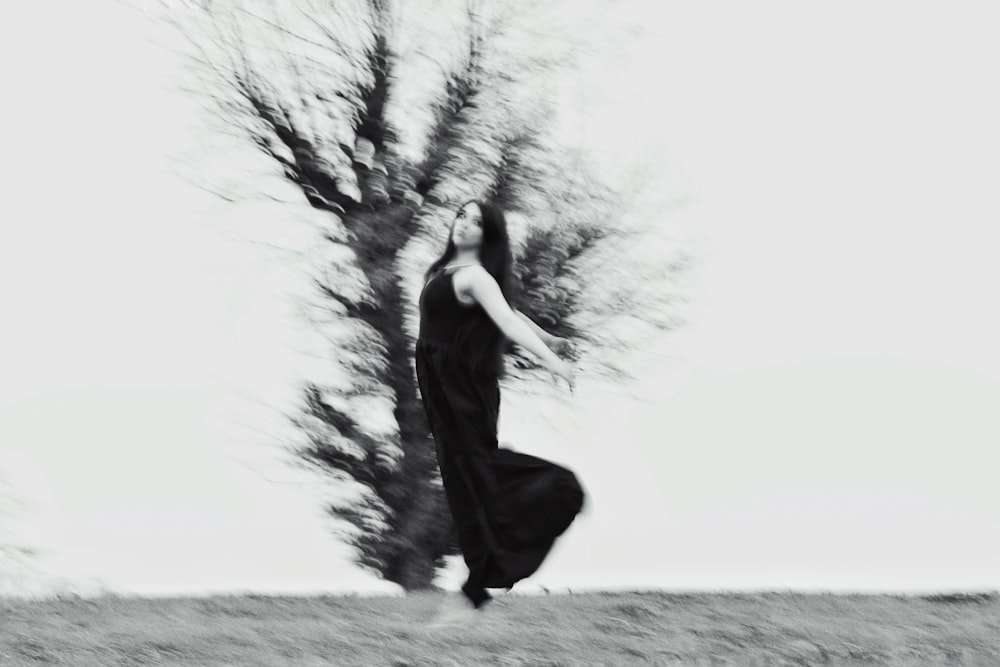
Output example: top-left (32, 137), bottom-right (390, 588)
top-left (424, 593), bottom-right (480, 631)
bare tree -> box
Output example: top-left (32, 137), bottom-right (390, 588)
top-left (162, 0), bottom-right (692, 589)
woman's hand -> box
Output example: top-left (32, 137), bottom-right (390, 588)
top-left (547, 335), bottom-right (574, 358)
top-left (548, 358), bottom-right (576, 394)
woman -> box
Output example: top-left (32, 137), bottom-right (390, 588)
top-left (415, 200), bottom-right (586, 621)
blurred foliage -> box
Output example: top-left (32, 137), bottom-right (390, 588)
top-left (167, 0), bottom-right (692, 589)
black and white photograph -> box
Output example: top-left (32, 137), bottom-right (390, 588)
top-left (2, 0), bottom-right (998, 664)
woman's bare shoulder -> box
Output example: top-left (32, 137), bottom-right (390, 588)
top-left (452, 264), bottom-right (494, 287)
top-left (453, 265), bottom-right (500, 305)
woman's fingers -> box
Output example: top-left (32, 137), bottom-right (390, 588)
top-left (561, 340), bottom-right (575, 357)
top-left (564, 365), bottom-right (576, 394)
top-left (549, 359), bottom-right (575, 393)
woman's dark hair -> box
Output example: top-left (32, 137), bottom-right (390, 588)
top-left (424, 200), bottom-right (514, 376)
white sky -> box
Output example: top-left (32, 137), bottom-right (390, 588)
top-left (1, 0), bottom-right (998, 596)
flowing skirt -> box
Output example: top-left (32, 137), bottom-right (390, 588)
top-left (415, 338), bottom-right (585, 589)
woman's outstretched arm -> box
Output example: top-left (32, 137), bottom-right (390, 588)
top-left (462, 267), bottom-right (575, 390)
top-left (514, 309), bottom-right (553, 345)
top-left (514, 309), bottom-right (575, 356)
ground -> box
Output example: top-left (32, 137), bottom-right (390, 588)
top-left (1, 591), bottom-right (998, 665)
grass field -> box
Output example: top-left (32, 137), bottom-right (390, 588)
top-left (2, 590), bottom-right (998, 665)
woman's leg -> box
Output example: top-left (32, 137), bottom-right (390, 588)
top-left (461, 552), bottom-right (493, 609)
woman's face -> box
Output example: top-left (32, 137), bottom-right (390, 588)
top-left (451, 202), bottom-right (484, 250)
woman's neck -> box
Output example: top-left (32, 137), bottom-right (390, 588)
top-left (449, 251), bottom-right (480, 266)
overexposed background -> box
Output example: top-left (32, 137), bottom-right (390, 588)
top-left (1, 0), bottom-right (998, 596)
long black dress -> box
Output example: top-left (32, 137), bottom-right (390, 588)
top-left (415, 266), bottom-right (585, 606)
